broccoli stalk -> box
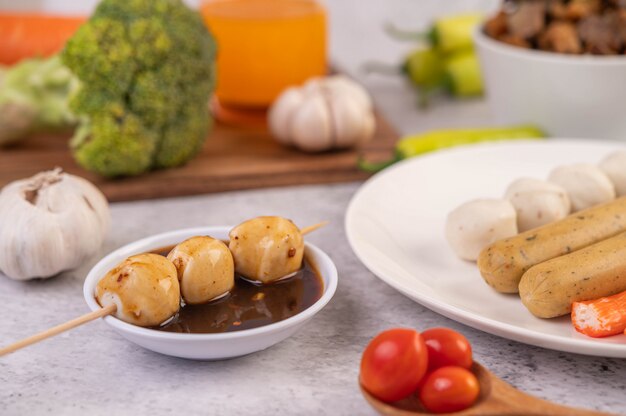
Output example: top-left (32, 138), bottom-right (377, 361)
top-left (61, 0), bottom-right (217, 177)
top-left (0, 56), bottom-right (77, 147)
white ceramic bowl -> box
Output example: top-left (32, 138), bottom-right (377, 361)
top-left (84, 226), bottom-right (338, 360)
top-left (474, 28), bottom-right (626, 140)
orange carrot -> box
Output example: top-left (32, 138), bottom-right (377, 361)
top-left (0, 13), bottom-right (86, 65)
top-left (571, 290), bottom-right (626, 338)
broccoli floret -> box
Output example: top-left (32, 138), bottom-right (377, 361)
top-left (0, 56), bottom-right (77, 147)
top-left (61, 0), bottom-right (216, 177)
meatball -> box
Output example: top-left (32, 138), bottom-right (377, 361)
top-left (95, 254), bottom-right (180, 327)
top-left (504, 178), bottom-right (571, 232)
top-left (599, 150), bottom-right (626, 197)
top-left (229, 216), bottom-right (304, 284)
top-left (548, 163), bottom-right (615, 211)
top-left (445, 199), bottom-right (518, 261)
top-left (167, 236), bottom-right (234, 305)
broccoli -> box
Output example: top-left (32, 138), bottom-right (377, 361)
top-left (0, 56), bottom-right (77, 147)
top-left (61, 0), bottom-right (216, 177)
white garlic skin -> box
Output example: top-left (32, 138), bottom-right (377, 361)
top-left (268, 75), bottom-right (376, 152)
top-left (0, 168), bottom-right (110, 280)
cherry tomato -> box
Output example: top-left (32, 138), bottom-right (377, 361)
top-left (422, 328), bottom-right (473, 371)
top-left (419, 366), bottom-right (480, 413)
top-left (360, 328), bottom-right (428, 402)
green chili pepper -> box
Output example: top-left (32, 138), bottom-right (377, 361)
top-left (385, 13), bottom-right (483, 54)
top-left (442, 51), bottom-right (483, 97)
top-left (404, 48), bottom-right (483, 106)
top-left (403, 48), bottom-right (445, 89)
top-left (358, 125), bottom-right (546, 172)
top-left (431, 13), bottom-right (483, 54)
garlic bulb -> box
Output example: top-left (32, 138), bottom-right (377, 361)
top-left (0, 168), bottom-right (110, 280)
top-left (268, 75), bottom-right (376, 152)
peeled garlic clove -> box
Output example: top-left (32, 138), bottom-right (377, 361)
top-left (167, 236), bottom-right (234, 305)
top-left (229, 216), bottom-right (304, 284)
top-left (0, 168), bottom-right (110, 281)
top-left (96, 253), bottom-right (180, 327)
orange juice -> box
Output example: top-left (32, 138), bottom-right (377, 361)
top-left (201, 0), bottom-right (327, 110)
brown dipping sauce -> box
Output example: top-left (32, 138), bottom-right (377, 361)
top-left (150, 244), bottom-right (324, 334)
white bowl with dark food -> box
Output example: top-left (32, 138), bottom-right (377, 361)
top-left (474, 0), bottom-right (626, 140)
top-left (83, 226), bottom-right (338, 360)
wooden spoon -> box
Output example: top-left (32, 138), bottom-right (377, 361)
top-left (360, 362), bottom-right (614, 416)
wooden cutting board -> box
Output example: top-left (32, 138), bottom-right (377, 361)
top-left (0, 111), bottom-right (398, 202)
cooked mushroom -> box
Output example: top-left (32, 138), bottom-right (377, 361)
top-left (229, 216), bottom-right (304, 284)
top-left (95, 254), bottom-right (180, 327)
top-left (167, 236), bottom-right (235, 305)
top-left (566, 0), bottom-right (602, 20)
top-left (507, 0), bottom-right (546, 39)
top-left (539, 21), bottom-right (582, 54)
top-left (484, 11), bottom-right (508, 38)
top-left (578, 12), bottom-right (623, 54)
top-left (486, 0), bottom-right (626, 55)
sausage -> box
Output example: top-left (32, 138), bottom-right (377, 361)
top-left (477, 196), bottom-right (626, 293)
top-left (519, 232), bottom-right (626, 318)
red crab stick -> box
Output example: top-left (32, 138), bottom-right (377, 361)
top-left (572, 290), bottom-right (626, 338)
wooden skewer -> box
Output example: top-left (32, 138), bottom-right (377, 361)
top-left (300, 221), bottom-right (329, 236)
top-left (1, 220), bottom-right (328, 358)
top-left (0, 303), bottom-right (116, 357)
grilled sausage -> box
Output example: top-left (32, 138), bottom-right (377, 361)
top-left (477, 196), bottom-right (626, 293)
top-left (519, 232), bottom-right (626, 318)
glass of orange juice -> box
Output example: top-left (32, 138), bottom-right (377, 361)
top-left (201, 0), bottom-right (328, 124)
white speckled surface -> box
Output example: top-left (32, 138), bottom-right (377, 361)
top-left (1, 184), bottom-right (625, 415)
top-left (1, 0), bottom-right (625, 414)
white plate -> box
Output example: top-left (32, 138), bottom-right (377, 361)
top-left (346, 139), bottom-right (626, 358)
top-left (84, 226), bottom-right (338, 360)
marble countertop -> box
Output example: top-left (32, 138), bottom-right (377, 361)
top-left (1, 184), bottom-right (625, 415)
top-left (1, 1), bottom-right (625, 415)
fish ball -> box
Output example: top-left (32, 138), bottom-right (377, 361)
top-left (548, 163), bottom-right (615, 212)
top-left (446, 199), bottom-right (518, 261)
top-left (167, 236), bottom-right (234, 305)
top-left (229, 216), bottom-right (304, 284)
top-left (504, 178), bottom-right (571, 232)
top-left (96, 254), bottom-right (180, 327)
top-left (599, 150), bottom-right (626, 197)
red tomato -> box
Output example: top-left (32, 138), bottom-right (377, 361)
top-left (422, 328), bottom-right (473, 371)
top-left (419, 366), bottom-right (480, 413)
top-left (360, 328), bottom-right (428, 402)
